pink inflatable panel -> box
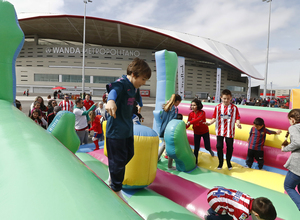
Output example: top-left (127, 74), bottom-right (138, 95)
top-left (178, 103), bottom-right (290, 130)
top-left (186, 130), bottom-right (289, 170)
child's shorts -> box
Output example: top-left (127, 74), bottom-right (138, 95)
top-left (93, 132), bottom-right (103, 139)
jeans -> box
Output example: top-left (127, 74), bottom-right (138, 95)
top-left (206, 208), bottom-right (232, 220)
top-left (106, 136), bottom-right (134, 192)
top-left (284, 170), bottom-right (300, 210)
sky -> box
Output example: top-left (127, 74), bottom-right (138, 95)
top-left (7, 0), bottom-right (300, 90)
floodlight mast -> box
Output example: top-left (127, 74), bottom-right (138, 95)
top-left (262, 0), bottom-right (272, 99)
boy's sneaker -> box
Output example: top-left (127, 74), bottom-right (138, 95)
top-left (168, 166), bottom-right (176, 170)
top-left (217, 166), bottom-right (222, 170)
top-left (228, 166), bottom-right (233, 171)
top-left (164, 155), bottom-right (169, 159)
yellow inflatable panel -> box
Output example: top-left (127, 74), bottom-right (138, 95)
top-left (197, 151), bottom-right (285, 193)
top-left (103, 123), bottom-right (159, 188)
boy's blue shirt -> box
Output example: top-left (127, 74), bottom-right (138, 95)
top-left (106, 75), bottom-right (142, 139)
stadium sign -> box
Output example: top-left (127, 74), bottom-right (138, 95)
top-left (45, 47), bottom-right (140, 57)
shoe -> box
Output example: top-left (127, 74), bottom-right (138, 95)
top-left (168, 166), bottom-right (176, 170)
top-left (217, 166), bottom-right (222, 170)
top-left (228, 166), bottom-right (233, 170)
top-left (209, 150), bottom-right (215, 157)
top-left (116, 190), bottom-right (128, 203)
top-left (227, 162), bottom-right (232, 170)
top-left (164, 155), bottom-right (169, 159)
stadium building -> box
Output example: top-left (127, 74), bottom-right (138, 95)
top-left (16, 15), bottom-right (263, 98)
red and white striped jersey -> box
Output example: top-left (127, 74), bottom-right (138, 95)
top-left (58, 100), bottom-right (74, 112)
top-left (212, 103), bottom-right (240, 138)
top-left (207, 186), bottom-right (253, 220)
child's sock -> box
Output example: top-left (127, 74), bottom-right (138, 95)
top-left (93, 140), bottom-right (99, 150)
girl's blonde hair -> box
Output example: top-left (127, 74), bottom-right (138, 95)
top-left (88, 111), bottom-right (96, 122)
top-left (163, 94), bottom-right (182, 112)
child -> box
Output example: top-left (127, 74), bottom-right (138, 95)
top-left (205, 186), bottom-right (277, 220)
top-left (206, 89), bottom-right (242, 170)
top-left (157, 94), bottom-right (182, 170)
top-left (88, 111), bottom-right (103, 151)
top-left (30, 109), bottom-right (48, 128)
top-left (186, 98), bottom-right (214, 166)
top-left (105, 57), bottom-right (151, 201)
top-left (31, 101), bottom-right (46, 119)
top-left (281, 109), bottom-right (300, 211)
top-left (246, 117), bottom-right (281, 170)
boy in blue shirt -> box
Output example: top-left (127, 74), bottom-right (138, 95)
top-left (105, 58), bottom-right (151, 201)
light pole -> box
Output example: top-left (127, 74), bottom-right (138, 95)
top-left (82, 0), bottom-right (92, 98)
top-left (262, 0), bottom-right (272, 99)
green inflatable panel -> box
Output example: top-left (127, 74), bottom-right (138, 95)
top-left (0, 1), bottom-right (141, 219)
top-left (0, 100), bottom-right (142, 220)
top-left (0, 0), bottom-right (24, 103)
top-left (47, 111), bottom-right (80, 154)
top-left (76, 153), bottom-right (201, 220)
top-left (164, 51), bottom-right (178, 101)
top-left (164, 120), bottom-right (196, 172)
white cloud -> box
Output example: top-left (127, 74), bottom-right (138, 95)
top-left (8, 0), bottom-right (65, 16)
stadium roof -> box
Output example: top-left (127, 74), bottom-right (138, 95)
top-left (18, 14), bottom-right (263, 80)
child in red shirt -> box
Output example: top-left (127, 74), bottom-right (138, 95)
top-left (186, 99), bottom-right (214, 165)
top-left (87, 111), bottom-right (103, 151)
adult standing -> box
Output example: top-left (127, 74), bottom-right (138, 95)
top-left (83, 94), bottom-right (94, 110)
top-left (73, 98), bottom-right (97, 145)
top-left (58, 94), bottom-right (74, 112)
top-left (53, 90), bottom-right (58, 99)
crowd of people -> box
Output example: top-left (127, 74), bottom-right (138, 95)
top-left (203, 95), bottom-right (290, 109)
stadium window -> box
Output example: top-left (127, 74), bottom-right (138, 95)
top-left (62, 75), bottom-right (89, 83)
top-left (93, 76), bottom-right (119, 84)
top-left (34, 74), bottom-right (59, 82)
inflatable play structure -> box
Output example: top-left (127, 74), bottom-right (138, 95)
top-left (290, 85), bottom-right (300, 109)
top-left (1, 0), bottom-right (299, 218)
top-left (78, 49), bottom-right (297, 219)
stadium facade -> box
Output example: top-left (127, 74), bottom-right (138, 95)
top-left (16, 15), bottom-right (263, 98)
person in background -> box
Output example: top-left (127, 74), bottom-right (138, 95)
top-left (47, 100), bottom-right (57, 115)
top-left (73, 98), bottom-right (97, 145)
top-left (47, 106), bottom-right (61, 125)
top-left (15, 99), bottom-right (22, 111)
top-left (95, 101), bottom-right (108, 120)
top-left (87, 111), bottom-right (103, 151)
top-left (83, 94), bottom-right (94, 110)
top-left (58, 94), bottom-right (74, 112)
top-left (30, 109), bottom-right (47, 128)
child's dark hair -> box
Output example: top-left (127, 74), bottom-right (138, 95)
top-left (127, 57), bottom-right (151, 79)
top-left (252, 197), bottom-right (277, 220)
top-left (287, 109), bottom-right (300, 124)
top-left (30, 109), bottom-right (42, 124)
top-left (177, 113), bottom-right (183, 120)
top-left (15, 99), bottom-right (21, 109)
top-left (221, 89), bottom-right (232, 97)
top-left (253, 117), bottom-right (265, 126)
top-left (191, 98), bottom-right (203, 111)
top-left (75, 98), bottom-right (83, 105)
